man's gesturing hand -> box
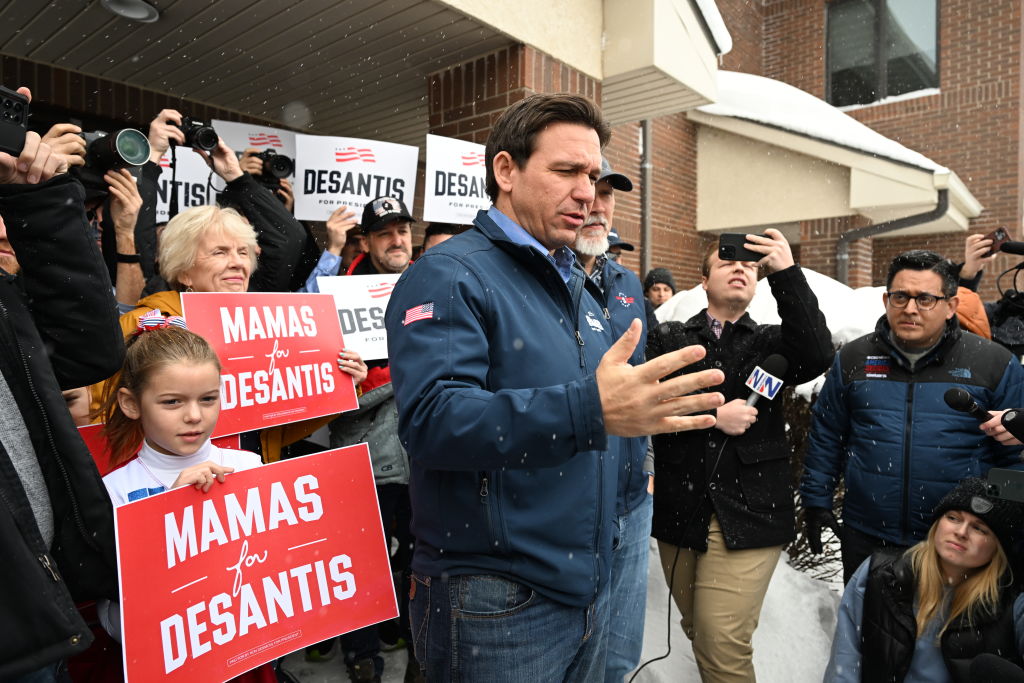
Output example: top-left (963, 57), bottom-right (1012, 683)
top-left (598, 319), bottom-right (724, 437)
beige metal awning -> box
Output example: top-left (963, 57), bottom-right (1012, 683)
top-left (686, 72), bottom-right (981, 238)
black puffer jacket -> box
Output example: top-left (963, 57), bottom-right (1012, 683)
top-left (863, 550), bottom-right (1022, 682)
top-left (646, 266), bottom-right (832, 551)
top-left (0, 175), bottom-right (124, 678)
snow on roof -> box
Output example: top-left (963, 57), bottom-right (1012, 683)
top-left (697, 71), bottom-right (947, 173)
top-left (693, 0), bottom-right (733, 56)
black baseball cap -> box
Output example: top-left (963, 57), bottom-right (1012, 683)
top-left (361, 196), bottom-right (415, 234)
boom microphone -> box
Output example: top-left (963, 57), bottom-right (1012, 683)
top-left (1001, 409), bottom-right (1024, 442)
top-left (943, 387), bottom-right (993, 422)
top-left (743, 354), bottom-right (789, 407)
top-left (999, 240), bottom-right (1024, 256)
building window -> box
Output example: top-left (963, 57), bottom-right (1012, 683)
top-left (827, 0), bottom-right (938, 107)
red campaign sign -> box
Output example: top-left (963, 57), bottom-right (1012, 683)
top-left (116, 444), bottom-right (396, 682)
top-left (180, 292), bottom-right (358, 437)
top-left (79, 423), bottom-right (240, 477)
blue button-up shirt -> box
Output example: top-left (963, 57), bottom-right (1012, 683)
top-left (487, 206), bottom-right (575, 284)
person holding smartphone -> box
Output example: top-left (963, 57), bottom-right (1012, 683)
top-left (646, 229), bottom-right (832, 682)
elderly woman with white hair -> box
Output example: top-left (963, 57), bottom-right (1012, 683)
top-left (92, 203), bottom-right (366, 461)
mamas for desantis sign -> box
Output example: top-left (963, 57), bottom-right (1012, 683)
top-left (116, 445), bottom-right (398, 682)
top-left (155, 149), bottom-right (217, 222)
top-left (180, 292), bottom-right (358, 437)
top-left (315, 274), bottom-right (400, 361)
top-left (293, 134), bottom-right (418, 221)
top-left (423, 134), bottom-right (488, 223)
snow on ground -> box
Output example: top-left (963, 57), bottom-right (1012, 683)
top-left (632, 544), bottom-right (840, 683)
top-left (281, 543), bottom-right (843, 683)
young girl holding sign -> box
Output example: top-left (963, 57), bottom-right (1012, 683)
top-left (100, 314), bottom-right (367, 503)
top-left (94, 315), bottom-right (366, 668)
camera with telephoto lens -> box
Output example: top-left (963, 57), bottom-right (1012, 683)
top-left (0, 86), bottom-right (29, 157)
top-left (173, 116), bottom-right (218, 152)
top-left (73, 128), bottom-right (151, 202)
top-left (254, 149), bottom-right (294, 188)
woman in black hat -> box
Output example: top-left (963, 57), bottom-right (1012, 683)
top-left (825, 477), bottom-right (1024, 682)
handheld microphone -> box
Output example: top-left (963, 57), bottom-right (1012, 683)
top-left (743, 354), bottom-right (789, 407)
top-left (943, 387), bottom-right (993, 422)
top-left (969, 653), bottom-right (1024, 682)
top-left (1000, 241), bottom-right (1024, 256)
top-left (1001, 409), bottom-right (1024, 442)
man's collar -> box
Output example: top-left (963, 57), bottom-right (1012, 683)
top-left (487, 206), bottom-right (576, 283)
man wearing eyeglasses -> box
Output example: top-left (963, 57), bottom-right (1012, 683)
top-left (801, 249), bottom-right (1024, 583)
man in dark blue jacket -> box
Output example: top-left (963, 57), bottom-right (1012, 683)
top-left (386, 93), bottom-right (725, 683)
top-left (801, 250), bottom-right (1024, 583)
top-left (571, 157), bottom-right (652, 682)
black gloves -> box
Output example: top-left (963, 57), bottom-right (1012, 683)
top-left (805, 506), bottom-right (841, 554)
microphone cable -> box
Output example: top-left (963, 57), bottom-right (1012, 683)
top-left (628, 435), bottom-right (730, 682)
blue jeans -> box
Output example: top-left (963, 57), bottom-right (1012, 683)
top-left (409, 572), bottom-right (609, 682)
top-left (604, 493), bottom-right (653, 683)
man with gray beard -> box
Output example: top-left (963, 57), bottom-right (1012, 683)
top-left (572, 158), bottom-right (653, 683)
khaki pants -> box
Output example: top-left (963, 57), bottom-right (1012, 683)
top-left (657, 516), bottom-right (781, 683)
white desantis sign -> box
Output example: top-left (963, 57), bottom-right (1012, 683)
top-left (316, 274), bottom-right (401, 361)
top-left (154, 149), bottom-right (217, 223)
top-left (423, 134), bottom-right (488, 224)
top-left (211, 120), bottom-right (297, 174)
top-left (294, 134), bottom-right (418, 222)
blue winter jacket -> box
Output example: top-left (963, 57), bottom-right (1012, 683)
top-left (595, 257), bottom-right (649, 516)
top-left (801, 316), bottom-right (1024, 545)
top-left (385, 209), bottom-right (621, 607)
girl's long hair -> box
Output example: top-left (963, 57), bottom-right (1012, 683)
top-left (99, 326), bottom-right (220, 466)
top-left (908, 517), bottom-right (1010, 639)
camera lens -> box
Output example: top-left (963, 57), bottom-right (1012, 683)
top-left (265, 154), bottom-right (294, 179)
top-left (721, 246), bottom-right (735, 258)
top-left (113, 129), bottom-right (151, 166)
top-left (192, 126), bottom-right (218, 152)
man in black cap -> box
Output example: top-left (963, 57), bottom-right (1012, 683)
top-left (571, 157), bottom-right (653, 683)
top-left (606, 228), bottom-right (634, 263)
top-left (348, 195), bottom-right (414, 276)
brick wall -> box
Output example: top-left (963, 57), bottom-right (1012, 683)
top-left (427, 45), bottom-right (601, 145)
top-left (763, 0), bottom-right (1024, 300)
top-left (716, 0), bottom-right (766, 75)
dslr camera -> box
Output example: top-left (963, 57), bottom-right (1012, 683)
top-left (173, 116), bottom-right (218, 152)
top-left (253, 149), bottom-right (294, 189)
top-left (0, 86), bottom-right (29, 157)
top-left (74, 128), bottom-right (151, 202)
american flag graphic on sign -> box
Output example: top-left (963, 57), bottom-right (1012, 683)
top-left (247, 133), bottom-right (283, 148)
top-left (368, 282), bottom-right (395, 299)
top-left (158, 155), bottom-right (171, 168)
top-left (461, 152), bottom-right (486, 166)
top-left (336, 147), bottom-right (377, 163)
top-left (403, 303), bottom-right (434, 326)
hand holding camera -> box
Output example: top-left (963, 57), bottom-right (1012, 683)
top-left (41, 123), bottom-right (86, 168)
top-left (146, 109), bottom-right (186, 163)
top-left (718, 228), bottom-right (794, 274)
top-left (196, 139), bottom-right (243, 183)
